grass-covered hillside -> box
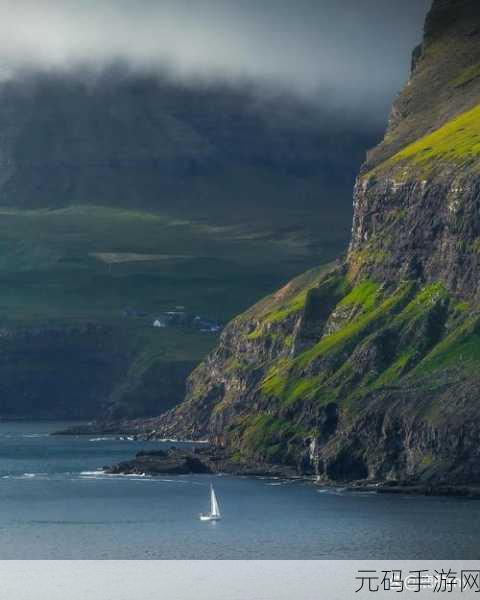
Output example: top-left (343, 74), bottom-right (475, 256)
top-left (369, 102), bottom-right (480, 177)
top-left (158, 259), bottom-right (480, 483)
top-left (0, 202), bottom-right (349, 419)
top-left (0, 205), bottom-right (334, 324)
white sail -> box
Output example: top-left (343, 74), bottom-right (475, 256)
top-left (210, 485), bottom-right (220, 518)
top-left (200, 484), bottom-right (222, 521)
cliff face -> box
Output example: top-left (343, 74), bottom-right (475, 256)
top-left (0, 324), bottom-right (196, 420)
top-left (152, 0), bottom-right (480, 485)
top-left (350, 0), bottom-right (480, 296)
top-left (0, 324), bottom-right (122, 419)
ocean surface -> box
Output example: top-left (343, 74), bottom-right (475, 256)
top-left (0, 421), bottom-right (479, 559)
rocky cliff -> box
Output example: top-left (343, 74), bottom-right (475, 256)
top-left (0, 323), bottom-right (196, 420)
top-left (150, 0), bottom-right (480, 485)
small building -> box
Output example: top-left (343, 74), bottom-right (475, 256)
top-left (153, 317), bottom-right (168, 328)
top-left (152, 310), bottom-right (221, 333)
top-left (196, 319), bottom-right (222, 333)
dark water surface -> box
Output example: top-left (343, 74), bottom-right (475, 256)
top-left (0, 422), bottom-right (478, 559)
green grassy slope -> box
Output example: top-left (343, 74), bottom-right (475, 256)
top-left (0, 203), bottom-right (348, 418)
top-left (204, 270), bottom-right (480, 480)
top-left (0, 204), bottom-right (345, 324)
top-left (369, 102), bottom-right (480, 177)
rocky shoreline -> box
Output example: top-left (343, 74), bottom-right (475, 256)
top-left (104, 445), bottom-right (480, 499)
top-left (53, 425), bottom-right (480, 499)
top-left (105, 446), bottom-right (301, 478)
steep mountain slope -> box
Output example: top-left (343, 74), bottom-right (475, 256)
top-left (0, 70), bottom-right (378, 419)
top-left (0, 70), bottom-right (371, 221)
top-left (153, 0), bottom-right (480, 485)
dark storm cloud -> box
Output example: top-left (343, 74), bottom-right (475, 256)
top-left (0, 0), bottom-right (430, 123)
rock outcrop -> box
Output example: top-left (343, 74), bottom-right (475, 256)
top-left (141, 0), bottom-right (480, 486)
top-left (106, 446), bottom-right (300, 478)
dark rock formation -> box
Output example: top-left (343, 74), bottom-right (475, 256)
top-left (0, 323), bottom-right (195, 420)
top-left (107, 448), bottom-right (213, 476)
top-left (0, 323), bottom-right (125, 419)
top-left (106, 446), bottom-right (300, 478)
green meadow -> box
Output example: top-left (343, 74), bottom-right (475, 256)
top-left (0, 203), bottom-right (349, 384)
top-left (0, 204), bottom-right (347, 325)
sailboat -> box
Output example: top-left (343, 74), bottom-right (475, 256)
top-left (200, 483), bottom-right (222, 521)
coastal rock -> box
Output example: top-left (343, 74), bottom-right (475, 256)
top-left (106, 446), bottom-right (300, 478)
top-left (107, 448), bottom-right (213, 476)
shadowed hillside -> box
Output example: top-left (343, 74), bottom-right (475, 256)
top-left (0, 68), bottom-right (380, 419)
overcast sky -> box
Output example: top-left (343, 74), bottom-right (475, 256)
top-left (0, 0), bottom-right (430, 124)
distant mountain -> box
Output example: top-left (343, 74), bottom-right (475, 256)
top-left (0, 67), bottom-right (379, 419)
top-left (0, 68), bottom-right (374, 220)
top-left (151, 0), bottom-right (480, 487)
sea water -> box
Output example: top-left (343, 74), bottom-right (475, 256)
top-left (0, 421), bottom-right (478, 559)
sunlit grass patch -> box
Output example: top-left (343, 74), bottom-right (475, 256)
top-left (369, 103), bottom-right (480, 176)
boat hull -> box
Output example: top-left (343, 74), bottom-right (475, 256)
top-left (200, 514), bottom-right (221, 522)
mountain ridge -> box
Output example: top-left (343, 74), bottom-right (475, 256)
top-left (0, 69), bottom-right (372, 218)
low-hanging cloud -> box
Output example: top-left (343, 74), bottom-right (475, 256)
top-left (0, 0), bottom-right (429, 123)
